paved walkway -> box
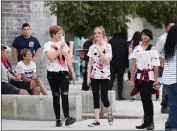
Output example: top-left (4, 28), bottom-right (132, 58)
top-left (2, 100), bottom-right (168, 130)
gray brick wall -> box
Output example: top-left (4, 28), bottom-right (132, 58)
top-left (1, 1), bottom-right (57, 86)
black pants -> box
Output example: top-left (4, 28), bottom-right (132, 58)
top-left (47, 71), bottom-right (70, 119)
top-left (82, 71), bottom-right (90, 91)
top-left (1, 82), bottom-right (20, 94)
top-left (91, 79), bottom-right (110, 109)
top-left (10, 80), bottom-right (31, 94)
top-left (161, 86), bottom-right (168, 108)
top-left (136, 81), bottom-right (154, 116)
top-left (109, 66), bottom-right (126, 98)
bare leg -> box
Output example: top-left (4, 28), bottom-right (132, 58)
top-left (37, 79), bottom-right (48, 95)
top-left (94, 109), bottom-right (100, 121)
top-left (105, 106), bottom-right (111, 114)
top-left (32, 86), bottom-right (40, 95)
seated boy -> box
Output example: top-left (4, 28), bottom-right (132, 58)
top-left (15, 48), bottom-right (48, 95)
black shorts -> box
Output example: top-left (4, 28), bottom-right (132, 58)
top-left (10, 80), bottom-right (32, 94)
top-left (1, 82), bottom-right (21, 94)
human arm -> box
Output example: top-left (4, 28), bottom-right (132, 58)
top-left (64, 50), bottom-right (76, 83)
top-left (130, 58), bottom-right (136, 88)
top-left (12, 37), bottom-right (19, 63)
top-left (96, 44), bottom-right (112, 65)
top-left (151, 46), bottom-right (160, 89)
top-left (155, 37), bottom-right (165, 67)
top-left (44, 43), bottom-right (61, 62)
top-left (87, 57), bottom-right (92, 86)
top-left (13, 48), bottom-right (18, 64)
top-left (33, 38), bottom-right (41, 61)
top-left (68, 41), bottom-right (74, 59)
top-left (33, 48), bottom-right (40, 62)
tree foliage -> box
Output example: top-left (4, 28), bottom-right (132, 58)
top-left (137, 1), bottom-right (177, 28)
top-left (45, 1), bottom-right (141, 38)
top-left (45, 1), bottom-right (177, 38)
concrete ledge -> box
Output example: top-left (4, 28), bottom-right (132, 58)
top-left (2, 95), bottom-right (82, 121)
top-left (69, 91), bottom-right (116, 113)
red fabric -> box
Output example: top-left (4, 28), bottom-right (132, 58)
top-left (1, 58), bottom-right (11, 69)
top-left (130, 68), bottom-right (159, 100)
top-left (134, 68), bottom-right (154, 85)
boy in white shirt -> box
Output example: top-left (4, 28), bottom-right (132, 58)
top-left (15, 48), bottom-right (48, 95)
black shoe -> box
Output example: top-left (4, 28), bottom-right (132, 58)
top-left (146, 122), bottom-right (154, 130)
top-left (88, 120), bottom-right (100, 127)
top-left (161, 107), bottom-right (169, 114)
top-left (136, 115), bottom-right (148, 129)
top-left (56, 119), bottom-right (62, 127)
top-left (108, 113), bottom-right (113, 125)
top-left (130, 98), bottom-right (136, 101)
top-left (65, 116), bottom-right (76, 126)
top-left (118, 97), bottom-right (125, 100)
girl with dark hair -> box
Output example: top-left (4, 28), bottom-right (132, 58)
top-left (130, 29), bottom-right (160, 130)
top-left (128, 32), bottom-right (141, 101)
top-left (162, 25), bottom-right (177, 131)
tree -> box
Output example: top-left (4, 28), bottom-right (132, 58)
top-left (137, 1), bottom-right (177, 28)
top-left (45, 1), bottom-right (177, 38)
top-left (45, 1), bottom-right (141, 38)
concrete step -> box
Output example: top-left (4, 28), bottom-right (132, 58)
top-left (2, 95), bottom-right (82, 121)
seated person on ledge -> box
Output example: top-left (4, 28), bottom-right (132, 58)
top-left (15, 48), bottom-right (48, 95)
top-left (1, 46), bottom-right (29, 95)
top-left (1, 45), bottom-right (33, 94)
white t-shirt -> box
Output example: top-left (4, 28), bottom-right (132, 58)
top-left (132, 44), bottom-right (160, 81)
top-left (15, 61), bottom-right (36, 79)
top-left (87, 43), bottom-right (112, 79)
top-left (44, 41), bottom-right (70, 72)
top-left (155, 32), bottom-right (167, 57)
top-left (162, 51), bottom-right (177, 85)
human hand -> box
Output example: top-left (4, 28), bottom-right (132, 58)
top-left (129, 80), bottom-right (135, 88)
top-left (71, 73), bottom-right (76, 84)
top-left (153, 81), bottom-right (160, 90)
top-left (51, 44), bottom-right (58, 50)
top-left (87, 78), bottom-right (91, 87)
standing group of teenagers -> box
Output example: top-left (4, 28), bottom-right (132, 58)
top-left (78, 23), bottom-right (177, 130)
top-left (1, 22), bottom-right (176, 130)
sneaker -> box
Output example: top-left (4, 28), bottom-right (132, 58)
top-left (56, 119), bottom-right (62, 127)
top-left (108, 113), bottom-right (113, 125)
top-left (88, 120), bottom-right (100, 127)
top-left (65, 116), bottom-right (76, 126)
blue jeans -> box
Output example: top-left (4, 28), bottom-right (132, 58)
top-left (164, 83), bottom-right (177, 129)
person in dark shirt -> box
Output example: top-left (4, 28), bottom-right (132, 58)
top-left (12, 23), bottom-right (41, 63)
top-left (78, 36), bottom-right (94, 91)
top-left (108, 27), bottom-right (129, 100)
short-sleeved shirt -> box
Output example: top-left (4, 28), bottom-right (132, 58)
top-left (162, 51), bottom-right (177, 85)
top-left (132, 44), bottom-right (160, 81)
top-left (15, 61), bottom-right (36, 79)
top-left (87, 43), bottom-right (112, 79)
top-left (44, 41), bottom-right (70, 72)
top-left (12, 35), bottom-right (41, 61)
top-left (155, 33), bottom-right (167, 57)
